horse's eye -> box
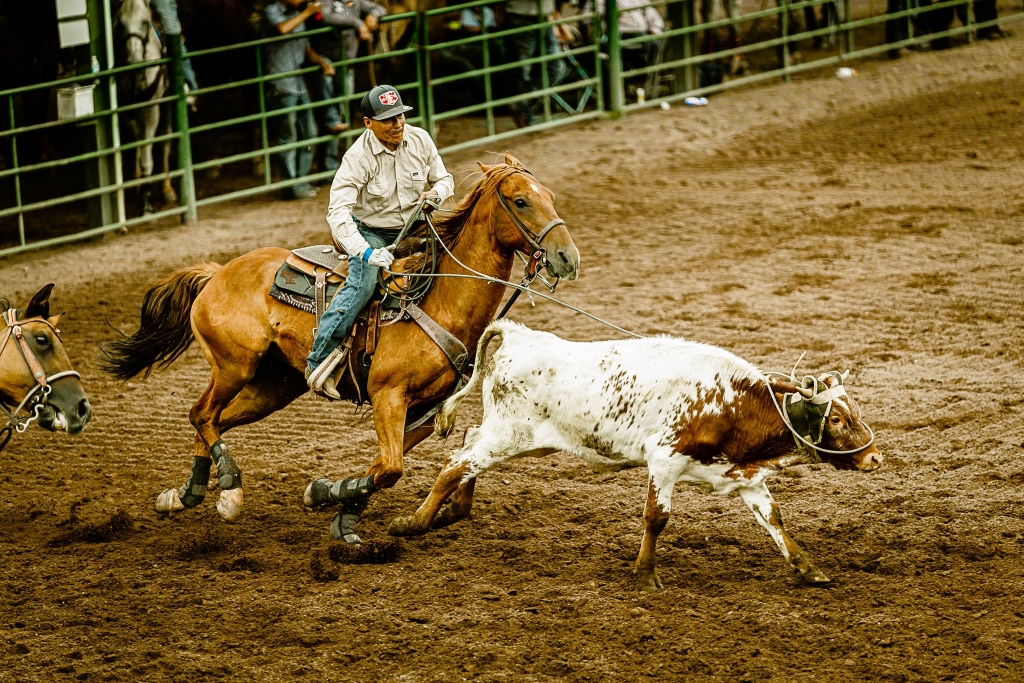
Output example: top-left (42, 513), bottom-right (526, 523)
top-left (514, 198), bottom-right (528, 209)
top-left (35, 335), bottom-right (49, 346)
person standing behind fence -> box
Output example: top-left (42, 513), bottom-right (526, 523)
top-left (585, 0), bottom-right (663, 101)
top-left (504, 0), bottom-right (571, 128)
top-left (150, 0), bottom-right (199, 94)
top-left (263, 0), bottom-right (335, 200)
top-left (310, 0), bottom-right (387, 174)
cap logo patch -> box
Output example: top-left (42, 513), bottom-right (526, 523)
top-left (378, 90), bottom-right (399, 106)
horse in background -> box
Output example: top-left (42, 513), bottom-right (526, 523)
top-left (115, 0), bottom-right (177, 215)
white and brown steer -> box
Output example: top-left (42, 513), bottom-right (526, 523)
top-left (389, 320), bottom-right (882, 591)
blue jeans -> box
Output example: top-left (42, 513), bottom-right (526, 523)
top-left (306, 225), bottom-right (399, 371)
top-left (317, 69), bottom-right (355, 172)
top-left (270, 90), bottom-right (315, 194)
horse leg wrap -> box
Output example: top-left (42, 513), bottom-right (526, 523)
top-left (177, 456), bottom-right (212, 508)
top-left (211, 440), bottom-right (242, 490)
top-left (327, 476), bottom-right (377, 544)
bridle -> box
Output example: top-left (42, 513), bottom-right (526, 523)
top-left (0, 309), bottom-right (81, 451)
top-left (493, 171), bottom-right (566, 318)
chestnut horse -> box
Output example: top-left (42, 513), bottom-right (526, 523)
top-left (1, 284), bottom-right (92, 449)
top-left (101, 154), bottom-right (580, 540)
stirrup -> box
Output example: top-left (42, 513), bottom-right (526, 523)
top-left (306, 353), bottom-right (345, 400)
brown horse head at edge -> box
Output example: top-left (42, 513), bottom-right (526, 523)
top-left (0, 284), bottom-right (91, 437)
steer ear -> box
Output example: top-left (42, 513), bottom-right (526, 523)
top-left (22, 283), bottom-right (55, 319)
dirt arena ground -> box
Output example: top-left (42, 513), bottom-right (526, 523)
top-left (3, 32), bottom-right (1024, 682)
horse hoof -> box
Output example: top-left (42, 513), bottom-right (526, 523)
top-left (330, 513), bottom-right (362, 544)
top-left (155, 488), bottom-right (185, 515)
top-left (163, 188), bottom-right (178, 205)
top-left (216, 488), bottom-right (244, 522)
top-left (304, 477), bottom-right (334, 508)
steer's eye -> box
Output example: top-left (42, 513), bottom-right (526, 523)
top-left (514, 198), bottom-right (528, 209)
top-left (830, 415), bottom-right (842, 426)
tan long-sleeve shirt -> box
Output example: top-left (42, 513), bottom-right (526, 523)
top-left (327, 126), bottom-right (455, 257)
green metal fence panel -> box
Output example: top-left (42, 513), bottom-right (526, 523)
top-left (607, 0), bottom-right (1024, 113)
top-left (1, 1), bottom-right (1022, 259)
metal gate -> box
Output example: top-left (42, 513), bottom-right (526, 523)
top-left (1, 0), bottom-right (1020, 258)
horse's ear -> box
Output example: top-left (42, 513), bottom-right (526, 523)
top-left (477, 161), bottom-right (493, 174)
top-left (23, 283), bottom-right (54, 319)
top-left (503, 151), bottom-right (520, 168)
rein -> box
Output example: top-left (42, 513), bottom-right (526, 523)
top-left (0, 309), bottom-right (80, 451)
top-left (381, 169), bottom-right (639, 336)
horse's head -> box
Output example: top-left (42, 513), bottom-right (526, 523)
top-left (482, 154), bottom-right (580, 281)
top-left (0, 284), bottom-right (91, 435)
top-left (115, 0), bottom-right (155, 66)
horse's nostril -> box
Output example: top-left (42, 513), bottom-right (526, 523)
top-left (78, 398), bottom-right (91, 418)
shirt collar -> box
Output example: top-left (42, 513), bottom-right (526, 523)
top-left (366, 129), bottom-right (406, 156)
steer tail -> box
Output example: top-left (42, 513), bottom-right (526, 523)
top-left (100, 263), bottom-right (222, 382)
top-left (435, 321), bottom-right (508, 439)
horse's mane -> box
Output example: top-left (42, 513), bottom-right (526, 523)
top-left (432, 152), bottom-right (529, 244)
top-left (0, 298), bottom-right (9, 313)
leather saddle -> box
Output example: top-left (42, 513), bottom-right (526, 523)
top-left (270, 240), bottom-right (465, 417)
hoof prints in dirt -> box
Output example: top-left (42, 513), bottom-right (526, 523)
top-left (49, 508), bottom-right (133, 547)
top-left (310, 539), bottom-right (403, 581)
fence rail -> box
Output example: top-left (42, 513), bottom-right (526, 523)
top-left (1, 0), bottom-right (1020, 258)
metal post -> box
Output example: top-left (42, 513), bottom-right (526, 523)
top-left (684, 0), bottom-right (697, 91)
top-left (906, 0), bottom-right (915, 48)
top-left (419, 12), bottom-right (436, 139)
top-left (82, 0), bottom-right (116, 230)
top-left (843, 0), bottom-right (854, 54)
top-left (540, 0), bottom-right (553, 123)
top-left (256, 47), bottom-right (272, 186)
top-left (482, 13), bottom-right (495, 137)
top-left (8, 97), bottom-right (25, 246)
top-left (102, 0), bottom-right (126, 224)
top-left (608, 0), bottom-right (624, 115)
top-left (781, 0), bottom-right (792, 82)
top-left (966, 0), bottom-right (976, 42)
top-left (592, 0), bottom-right (605, 113)
top-left (168, 34), bottom-right (197, 223)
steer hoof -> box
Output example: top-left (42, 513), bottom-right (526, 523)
top-left (155, 488), bottom-right (185, 515)
top-left (800, 568), bottom-right (832, 585)
top-left (387, 515), bottom-right (426, 537)
top-left (216, 488), bottom-right (244, 522)
top-left (636, 569), bottom-right (664, 592)
top-left (432, 504), bottom-right (469, 530)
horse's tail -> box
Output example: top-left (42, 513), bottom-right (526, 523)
top-left (435, 320), bottom-right (511, 439)
top-left (101, 263), bottom-right (222, 382)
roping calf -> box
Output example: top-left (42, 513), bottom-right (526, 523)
top-left (389, 320), bottom-right (882, 591)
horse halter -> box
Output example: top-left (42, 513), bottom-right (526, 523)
top-left (0, 309), bottom-right (81, 450)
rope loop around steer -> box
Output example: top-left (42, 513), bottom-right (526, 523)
top-left (762, 369), bottom-right (876, 461)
